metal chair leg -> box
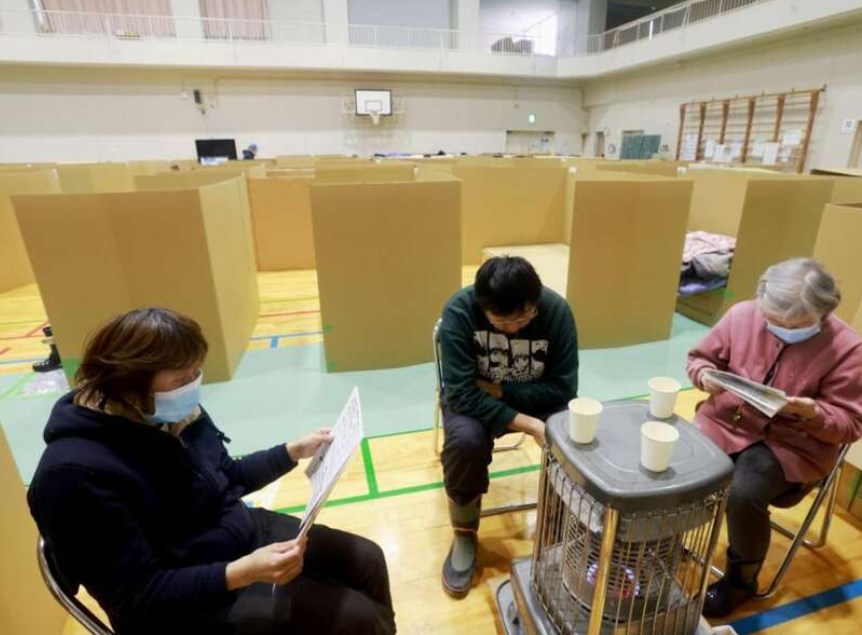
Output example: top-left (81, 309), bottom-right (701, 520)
top-left (482, 500), bottom-right (538, 517)
top-left (433, 391), bottom-right (442, 456)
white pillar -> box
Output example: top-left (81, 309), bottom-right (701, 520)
top-left (574, 0), bottom-right (608, 54)
top-left (323, 0), bottom-right (349, 45)
top-left (169, 0), bottom-right (203, 39)
top-left (452, 0), bottom-right (480, 51)
top-left (1, 0), bottom-right (36, 34)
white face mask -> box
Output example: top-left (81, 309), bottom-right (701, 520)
top-left (766, 322), bottom-right (821, 345)
top-left (143, 372), bottom-right (203, 424)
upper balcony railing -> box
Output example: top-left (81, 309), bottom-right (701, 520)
top-left (0, 7), bottom-right (545, 56)
top-left (586, 0), bottom-right (774, 54)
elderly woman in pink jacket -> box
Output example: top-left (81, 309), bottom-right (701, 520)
top-left (687, 258), bottom-right (862, 618)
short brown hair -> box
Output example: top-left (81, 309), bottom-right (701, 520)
top-left (76, 308), bottom-right (208, 410)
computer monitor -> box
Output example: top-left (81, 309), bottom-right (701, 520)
top-left (195, 138), bottom-right (238, 163)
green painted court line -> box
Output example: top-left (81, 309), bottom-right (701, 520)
top-left (273, 462), bottom-right (541, 515)
top-left (361, 438), bottom-right (379, 496)
top-left (0, 372), bottom-right (36, 402)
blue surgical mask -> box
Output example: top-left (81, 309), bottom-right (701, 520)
top-left (766, 322), bottom-right (821, 345)
top-left (144, 372), bottom-right (203, 424)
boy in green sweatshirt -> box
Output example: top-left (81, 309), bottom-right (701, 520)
top-left (438, 256), bottom-right (578, 597)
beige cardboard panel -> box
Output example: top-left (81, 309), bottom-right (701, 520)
top-left (481, 244), bottom-right (569, 297)
top-left (314, 163), bottom-right (416, 184)
top-left (0, 427), bottom-right (68, 635)
top-left (275, 156), bottom-right (317, 168)
top-left (248, 177), bottom-right (315, 270)
top-left (594, 160), bottom-right (686, 177)
top-left (853, 297), bottom-right (862, 333)
top-left (134, 171), bottom-right (243, 191)
top-left (829, 176), bottom-right (862, 205)
top-left (685, 170), bottom-right (751, 235)
top-left (54, 163), bottom-right (136, 193)
top-left (13, 193), bottom-right (133, 365)
top-left (311, 179), bottom-right (461, 371)
top-left (812, 168), bottom-right (862, 178)
top-left (0, 170), bottom-right (61, 292)
top-left (730, 178), bottom-right (833, 303)
top-left (454, 164), bottom-right (568, 264)
top-left (682, 178), bottom-right (836, 324)
top-left (198, 181), bottom-right (260, 376)
top-left (127, 160), bottom-right (172, 175)
top-left (567, 178), bottom-right (692, 348)
top-left (813, 203), bottom-right (862, 324)
top-left (14, 186), bottom-right (256, 382)
top-left (198, 163), bottom-right (267, 178)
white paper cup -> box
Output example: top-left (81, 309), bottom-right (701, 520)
top-left (641, 421), bottom-right (679, 472)
top-left (568, 398), bottom-right (603, 444)
top-left (648, 376), bottom-right (681, 419)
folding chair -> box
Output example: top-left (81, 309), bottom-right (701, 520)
top-left (37, 536), bottom-right (115, 635)
top-left (711, 443), bottom-right (851, 599)
top-left (431, 319), bottom-right (536, 517)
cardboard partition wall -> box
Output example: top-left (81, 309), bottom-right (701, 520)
top-left (13, 177), bottom-right (258, 382)
top-left (453, 163), bottom-right (568, 264)
top-left (0, 169), bottom-right (61, 293)
top-left (593, 160), bottom-right (687, 177)
top-left (127, 160), bottom-right (172, 175)
top-left (248, 176), bottom-right (316, 270)
top-left (314, 162), bottom-right (417, 184)
top-left (813, 203), bottom-right (862, 324)
top-left (677, 175), bottom-right (835, 325)
top-left (481, 244), bottom-right (570, 298)
top-left (275, 156), bottom-right (317, 168)
top-left (811, 168), bottom-right (862, 204)
top-left (311, 175), bottom-right (461, 371)
top-left (0, 426), bottom-right (68, 635)
top-left (55, 163), bottom-right (136, 193)
top-left (567, 175), bottom-right (693, 348)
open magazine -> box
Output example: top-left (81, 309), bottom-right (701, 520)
top-left (702, 369), bottom-right (789, 418)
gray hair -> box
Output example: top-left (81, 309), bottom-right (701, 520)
top-left (756, 258), bottom-right (841, 321)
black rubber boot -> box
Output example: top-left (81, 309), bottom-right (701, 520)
top-left (442, 497), bottom-right (481, 599)
top-left (702, 551), bottom-right (762, 618)
top-left (33, 326), bottom-right (62, 373)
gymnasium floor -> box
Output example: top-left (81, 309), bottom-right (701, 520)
top-left (1, 270), bottom-right (861, 634)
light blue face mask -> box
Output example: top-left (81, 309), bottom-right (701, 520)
top-left (143, 372), bottom-right (203, 425)
top-left (766, 322), bottom-right (821, 345)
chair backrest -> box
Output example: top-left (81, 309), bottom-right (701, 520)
top-left (37, 537), bottom-right (115, 635)
top-left (433, 318), bottom-right (444, 396)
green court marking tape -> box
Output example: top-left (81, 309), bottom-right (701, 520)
top-left (361, 438), bottom-right (379, 496)
top-left (0, 372), bottom-right (36, 402)
top-left (273, 462), bottom-right (541, 515)
top-left (321, 324), bottom-right (333, 334)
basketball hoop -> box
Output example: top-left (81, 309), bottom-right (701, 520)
top-left (368, 106), bottom-right (381, 126)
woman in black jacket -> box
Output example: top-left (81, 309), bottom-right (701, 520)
top-left (28, 307), bottom-right (395, 635)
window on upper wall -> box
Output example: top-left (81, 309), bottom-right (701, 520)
top-left (36, 0), bottom-right (175, 37)
top-left (198, 0), bottom-right (270, 40)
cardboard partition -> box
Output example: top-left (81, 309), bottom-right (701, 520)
top-left (481, 244), bottom-right (569, 298)
top-left (453, 164), bottom-right (568, 264)
top-left (677, 176), bottom-right (835, 325)
top-left (127, 160), bottom-right (172, 175)
top-left (567, 176), bottom-right (693, 348)
top-left (13, 177), bottom-right (258, 383)
top-left (813, 203), bottom-right (862, 324)
top-left (134, 170), bottom-right (245, 190)
top-left (811, 169), bottom-right (862, 204)
top-left (594, 159), bottom-right (686, 177)
top-left (314, 162), bottom-right (417, 184)
top-left (248, 176), bottom-right (315, 270)
top-left (198, 163), bottom-right (267, 178)
top-left (55, 163), bottom-right (136, 193)
top-left (0, 426), bottom-right (68, 635)
top-left (0, 169), bottom-right (61, 292)
top-left (311, 175), bottom-right (461, 371)
top-left (275, 155), bottom-right (317, 168)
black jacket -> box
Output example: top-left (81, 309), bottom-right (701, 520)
top-left (27, 392), bottom-right (296, 634)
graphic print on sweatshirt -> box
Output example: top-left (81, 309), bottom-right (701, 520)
top-left (474, 331), bottom-right (548, 383)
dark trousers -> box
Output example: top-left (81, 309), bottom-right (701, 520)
top-left (440, 409), bottom-right (557, 505)
top-left (726, 442), bottom-right (806, 563)
top-left (226, 509), bottom-right (396, 634)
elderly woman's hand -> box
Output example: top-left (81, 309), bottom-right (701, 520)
top-left (287, 429), bottom-right (333, 461)
top-left (781, 397), bottom-right (820, 421)
top-left (698, 369), bottom-right (725, 396)
top-left (226, 537), bottom-right (307, 589)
